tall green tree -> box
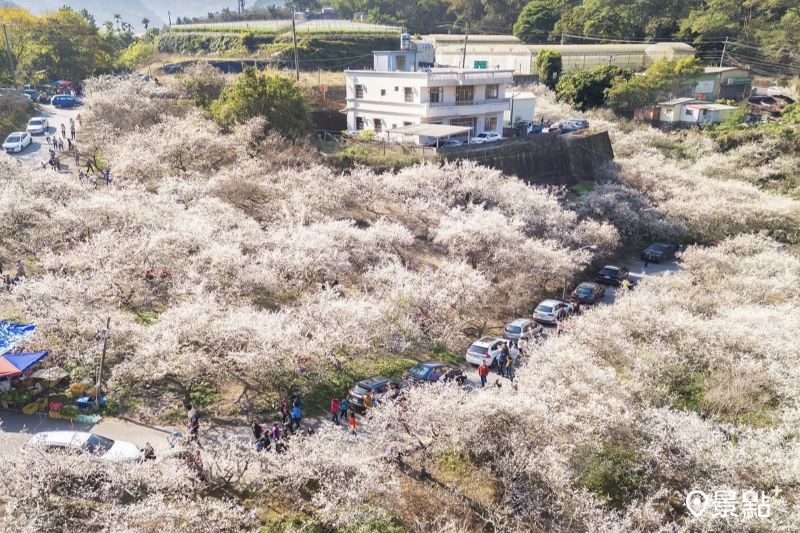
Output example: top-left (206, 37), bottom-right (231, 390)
top-left (535, 50), bottom-right (562, 88)
top-left (513, 0), bottom-right (564, 42)
top-left (555, 64), bottom-right (631, 110)
top-left (210, 68), bottom-right (310, 138)
top-left (606, 57), bottom-right (702, 112)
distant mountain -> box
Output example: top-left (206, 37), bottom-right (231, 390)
top-left (11, 1), bottom-right (243, 30)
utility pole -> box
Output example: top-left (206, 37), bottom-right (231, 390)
top-left (168, 11), bottom-right (172, 28)
top-left (560, 31), bottom-right (565, 45)
top-left (719, 36), bottom-right (728, 68)
top-left (291, 7), bottom-right (300, 80)
top-left (96, 317), bottom-right (110, 411)
top-left (461, 23), bottom-right (469, 69)
top-left (2, 24), bottom-right (17, 87)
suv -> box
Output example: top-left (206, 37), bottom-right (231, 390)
top-left (51, 94), bottom-right (80, 108)
top-left (533, 299), bottom-right (573, 324)
top-left (503, 318), bottom-right (542, 341)
top-left (641, 242), bottom-right (678, 263)
top-left (465, 337), bottom-right (508, 366)
top-left (595, 265), bottom-right (629, 286)
top-left (347, 376), bottom-right (401, 412)
top-left (405, 361), bottom-right (466, 385)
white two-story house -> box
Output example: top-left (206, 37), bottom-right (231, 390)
top-left (344, 50), bottom-right (513, 144)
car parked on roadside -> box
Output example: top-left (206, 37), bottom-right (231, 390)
top-left (641, 242), bottom-right (678, 263)
top-left (595, 265), bottom-right (629, 286)
top-left (469, 131), bottom-right (502, 144)
top-left (405, 361), bottom-right (466, 385)
top-left (26, 117), bottom-right (49, 135)
top-left (465, 337), bottom-right (508, 366)
top-left (51, 94), bottom-right (81, 108)
top-left (347, 376), bottom-right (401, 411)
top-left (503, 318), bottom-right (543, 341)
top-left (570, 282), bottom-right (606, 304)
top-left (22, 431), bottom-right (140, 462)
top-left (533, 299), bottom-right (573, 324)
top-left (3, 131), bottom-right (32, 153)
top-left (547, 118), bottom-right (589, 133)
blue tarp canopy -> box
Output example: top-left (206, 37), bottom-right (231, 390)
top-left (0, 321), bottom-right (36, 355)
top-left (3, 351), bottom-right (47, 374)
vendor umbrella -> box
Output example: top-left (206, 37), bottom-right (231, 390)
top-left (2, 351), bottom-right (47, 374)
top-left (31, 366), bottom-right (68, 381)
top-left (0, 357), bottom-right (21, 378)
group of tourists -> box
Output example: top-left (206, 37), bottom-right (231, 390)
top-left (477, 340), bottom-right (522, 388)
top-left (42, 117), bottom-right (79, 171)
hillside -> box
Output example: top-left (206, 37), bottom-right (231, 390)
top-left (0, 75), bottom-right (799, 531)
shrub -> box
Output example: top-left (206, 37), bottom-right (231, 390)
top-left (574, 441), bottom-right (644, 509)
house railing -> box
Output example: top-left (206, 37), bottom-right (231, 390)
top-left (427, 97), bottom-right (511, 108)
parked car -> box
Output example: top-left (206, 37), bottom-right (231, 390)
top-left (347, 376), bottom-right (401, 411)
top-left (548, 118), bottom-right (589, 133)
top-left (570, 282), bottom-right (606, 304)
top-left (22, 89), bottom-right (38, 100)
top-left (51, 94), bottom-right (81, 108)
top-left (469, 131), bottom-right (502, 144)
top-left (465, 337), bottom-right (508, 366)
top-left (3, 131), bottom-right (32, 153)
top-left (641, 242), bottom-right (678, 263)
top-left (503, 318), bottom-right (543, 341)
top-left (23, 431), bottom-right (140, 462)
top-left (533, 299), bottom-right (573, 324)
top-left (595, 265), bottom-right (629, 286)
top-left (405, 361), bottom-right (466, 385)
top-left (441, 138), bottom-right (463, 147)
top-left (26, 117), bottom-right (49, 135)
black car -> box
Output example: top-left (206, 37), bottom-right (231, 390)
top-left (641, 242), bottom-right (678, 263)
top-left (570, 281), bottom-right (606, 304)
top-left (405, 361), bottom-right (466, 385)
top-left (347, 376), bottom-right (401, 412)
top-left (595, 265), bottom-right (629, 286)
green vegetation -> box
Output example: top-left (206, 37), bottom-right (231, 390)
top-left (299, 356), bottom-right (417, 414)
top-left (0, 6), bottom-right (134, 84)
top-left (118, 41), bottom-right (157, 69)
top-left (210, 68), bottom-right (310, 138)
top-left (0, 94), bottom-right (33, 138)
top-left (513, 0), bottom-right (564, 43)
top-left (534, 50), bottom-right (562, 89)
top-left (606, 58), bottom-right (703, 113)
top-left (324, 144), bottom-right (425, 171)
top-left (569, 180), bottom-right (595, 194)
top-left (575, 440), bottom-right (645, 509)
top-left (556, 65), bottom-right (631, 111)
top-left (187, 381), bottom-right (222, 407)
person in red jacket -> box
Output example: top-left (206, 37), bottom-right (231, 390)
top-left (330, 397), bottom-right (341, 425)
top-left (478, 361), bottom-right (490, 388)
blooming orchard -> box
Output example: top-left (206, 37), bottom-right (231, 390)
top-left (0, 77), bottom-right (798, 531)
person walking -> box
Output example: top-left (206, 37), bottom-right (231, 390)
top-left (478, 361), bottom-right (489, 388)
top-left (251, 420), bottom-right (264, 442)
top-left (70, 123), bottom-right (76, 140)
top-left (643, 254), bottom-right (651, 272)
top-left (339, 397), bottom-right (350, 421)
top-left (186, 404), bottom-right (200, 444)
top-left (292, 394), bottom-right (301, 409)
top-left (504, 352), bottom-right (515, 381)
top-left (15, 259), bottom-right (25, 279)
top-left (140, 442), bottom-right (156, 461)
top-left (362, 391), bottom-right (372, 410)
top-left (497, 350), bottom-right (508, 378)
top-left (330, 397), bottom-right (341, 425)
top-left (556, 316), bottom-right (564, 337)
top-left (103, 168), bottom-right (111, 186)
top-left (60, 123), bottom-right (66, 138)
top-left (290, 403), bottom-right (302, 432)
top-left (348, 412), bottom-right (357, 435)
top-left (279, 400), bottom-right (288, 425)
top-left (269, 421), bottom-right (282, 442)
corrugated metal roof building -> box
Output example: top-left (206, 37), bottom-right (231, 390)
top-left (435, 41), bottom-right (696, 74)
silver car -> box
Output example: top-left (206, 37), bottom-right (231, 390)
top-left (26, 117), bottom-right (49, 135)
top-left (503, 318), bottom-right (543, 341)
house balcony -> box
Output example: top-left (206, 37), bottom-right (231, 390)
top-left (344, 98), bottom-right (511, 119)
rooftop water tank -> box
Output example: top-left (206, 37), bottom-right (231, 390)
top-left (400, 33), bottom-right (412, 50)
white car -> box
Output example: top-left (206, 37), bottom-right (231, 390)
top-left (23, 431), bottom-right (141, 462)
top-left (465, 336), bottom-right (509, 366)
top-left (533, 299), bottom-right (573, 324)
top-left (3, 131), bottom-right (32, 153)
top-left (26, 117), bottom-right (49, 135)
top-left (469, 131), bottom-right (502, 144)
top-left (503, 318), bottom-right (543, 342)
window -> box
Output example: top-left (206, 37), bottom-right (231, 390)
top-left (380, 89), bottom-right (386, 96)
top-left (356, 117), bottom-right (364, 130)
top-left (396, 55), bottom-right (406, 70)
top-left (403, 121), bottom-right (412, 126)
top-left (404, 87), bottom-right (414, 103)
top-left (456, 85), bottom-right (474, 103)
top-left (355, 84), bottom-right (364, 98)
top-left (394, 86), bottom-right (399, 91)
top-left (374, 118), bottom-right (382, 132)
top-left (485, 116), bottom-right (497, 131)
top-left (486, 84), bottom-right (499, 99)
top-left (429, 87), bottom-right (442, 103)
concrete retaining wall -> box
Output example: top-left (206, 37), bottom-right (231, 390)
top-left (440, 130), bottom-right (614, 186)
